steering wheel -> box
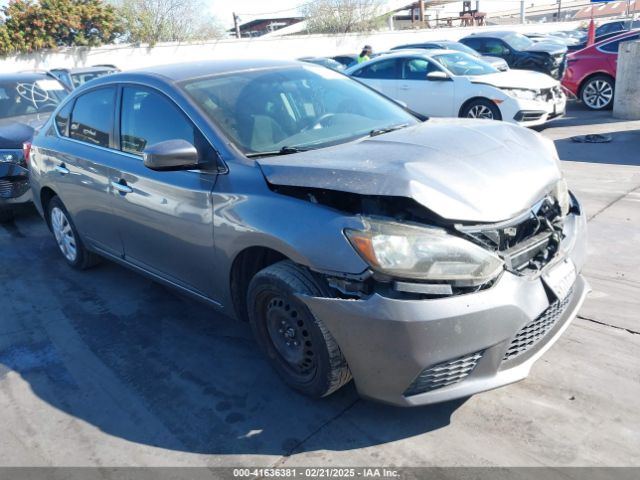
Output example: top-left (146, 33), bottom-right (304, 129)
top-left (301, 113), bottom-right (337, 132)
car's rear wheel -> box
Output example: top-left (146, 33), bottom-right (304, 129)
top-left (47, 196), bottom-right (100, 269)
top-left (247, 260), bottom-right (351, 398)
top-left (581, 74), bottom-right (615, 110)
top-left (460, 98), bottom-right (502, 121)
top-left (0, 206), bottom-right (14, 223)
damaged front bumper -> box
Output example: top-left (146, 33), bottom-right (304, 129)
top-left (300, 210), bottom-right (588, 407)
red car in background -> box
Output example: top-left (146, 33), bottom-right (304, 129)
top-left (562, 29), bottom-right (640, 110)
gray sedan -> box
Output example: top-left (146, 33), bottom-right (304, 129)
top-left (29, 59), bottom-right (588, 406)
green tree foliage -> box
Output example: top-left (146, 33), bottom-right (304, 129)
top-left (0, 0), bottom-right (122, 55)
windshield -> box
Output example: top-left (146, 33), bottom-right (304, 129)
top-left (182, 65), bottom-right (418, 156)
top-left (433, 52), bottom-right (498, 76)
top-left (0, 79), bottom-right (67, 120)
top-left (504, 33), bottom-right (534, 50)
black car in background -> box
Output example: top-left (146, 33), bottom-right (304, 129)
top-left (460, 31), bottom-right (567, 79)
top-left (48, 65), bottom-right (119, 90)
top-left (332, 54), bottom-right (360, 68)
top-left (0, 73), bottom-right (68, 222)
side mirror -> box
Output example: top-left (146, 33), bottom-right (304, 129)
top-left (143, 139), bottom-right (199, 171)
top-left (426, 71), bottom-right (450, 81)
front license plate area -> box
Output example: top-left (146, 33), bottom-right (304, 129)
top-left (542, 259), bottom-right (576, 301)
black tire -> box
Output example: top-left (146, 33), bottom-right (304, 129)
top-left (460, 98), bottom-right (502, 121)
top-left (247, 260), bottom-right (351, 398)
top-left (580, 74), bottom-right (615, 111)
top-left (46, 196), bottom-right (100, 270)
top-left (0, 206), bottom-right (14, 223)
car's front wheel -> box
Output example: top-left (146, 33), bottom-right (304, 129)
top-left (247, 260), bottom-right (352, 398)
top-left (47, 196), bottom-right (100, 269)
top-left (460, 98), bottom-right (502, 121)
top-left (581, 74), bottom-right (615, 110)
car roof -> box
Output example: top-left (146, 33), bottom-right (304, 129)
top-left (50, 66), bottom-right (118, 74)
top-left (0, 72), bottom-right (63, 82)
top-left (370, 49), bottom-right (456, 58)
top-left (132, 59), bottom-right (303, 82)
top-left (595, 28), bottom-right (640, 45)
top-left (463, 31), bottom-right (518, 39)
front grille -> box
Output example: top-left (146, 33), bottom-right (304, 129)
top-left (404, 351), bottom-right (483, 396)
top-left (459, 196), bottom-right (565, 275)
top-left (503, 287), bottom-right (574, 361)
top-left (514, 110), bottom-right (545, 122)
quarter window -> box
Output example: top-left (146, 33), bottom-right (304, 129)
top-left (120, 87), bottom-right (198, 155)
top-left (69, 88), bottom-right (115, 148)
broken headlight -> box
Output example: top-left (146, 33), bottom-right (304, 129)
top-left (553, 178), bottom-right (570, 217)
top-left (345, 219), bottom-right (504, 287)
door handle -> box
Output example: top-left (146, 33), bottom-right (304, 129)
top-left (55, 164), bottom-right (70, 175)
top-left (111, 180), bottom-right (133, 195)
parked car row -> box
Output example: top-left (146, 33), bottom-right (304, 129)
top-left (21, 59), bottom-right (587, 406)
top-left (0, 65), bottom-right (119, 221)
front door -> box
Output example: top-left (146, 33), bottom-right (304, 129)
top-left (108, 86), bottom-right (219, 298)
top-left (395, 58), bottom-right (455, 117)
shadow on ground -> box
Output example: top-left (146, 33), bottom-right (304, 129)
top-left (0, 209), bottom-right (464, 456)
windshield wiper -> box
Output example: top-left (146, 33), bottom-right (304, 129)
top-left (369, 123), bottom-right (410, 137)
top-left (245, 146), bottom-right (312, 158)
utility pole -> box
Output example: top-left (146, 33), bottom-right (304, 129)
top-left (520, 0), bottom-right (525, 24)
top-left (419, 0), bottom-right (425, 26)
top-left (557, 0), bottom-right (562, 22)
top-left (233, 12), bottom-right (241, 39)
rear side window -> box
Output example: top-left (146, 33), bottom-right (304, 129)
top-left (69, 87), bottom-right (115, 147)
top-left (353, 59), bottom-right (399, 79)
top-left (55, 101), bottom-right (73, 136)
top-left (461, 38), bottom-right (482, 51)
top-left (600, 34), bottom-right (640, 53)
top-left (120, 87), bottom-right (198, 155)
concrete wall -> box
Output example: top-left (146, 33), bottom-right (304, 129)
top-left (0, 21), bottom-right (581, 72)
top-left (613, 40), bottom-right (640, 120)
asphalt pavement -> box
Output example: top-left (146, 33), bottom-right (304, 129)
top-left (0, 104), bottom-right (638, 468)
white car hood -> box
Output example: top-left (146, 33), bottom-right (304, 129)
top-left (469, 69), bottom-right (559, 89)
top-left (257, 119), bottom-right (561, 223)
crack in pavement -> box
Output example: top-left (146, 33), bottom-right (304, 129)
top-left (577, 315), bottom-right (640, 335)
top-left (587, 184), bottom-right (640, 222)
top-left (270, 397), bottom-right (361, 470)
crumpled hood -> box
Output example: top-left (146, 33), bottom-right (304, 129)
top-left (0, 113), bottom-right (48, 149)
top-left (524, 41), bottom-right (567, 54)
top-left (470, 69), bottom-right (558, 89)
top-left (258, 119), bottom-right (561, 223)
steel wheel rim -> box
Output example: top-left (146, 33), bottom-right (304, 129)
top-left (51, 207), bottom-right (77, 262)
top-left (583, 80), bottom-right (612, 109)
top-left (467, 104), bottom-right (494, 119)
top-left (264, 295), bottom-right (317, 380)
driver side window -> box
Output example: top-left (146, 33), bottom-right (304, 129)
top-left (484, 39), bottom-right (509, 56)
top-left (402, 58), bottom-right (439, 80)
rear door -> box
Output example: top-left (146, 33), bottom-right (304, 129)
top-left (350, 58), bottom-right (400, 100)
top-left (107, 85), bottom-right (219, 298)
top-left (46, 86), bottom-right (123, 257)
top-left (395, 57), bottom-right (455, 117)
